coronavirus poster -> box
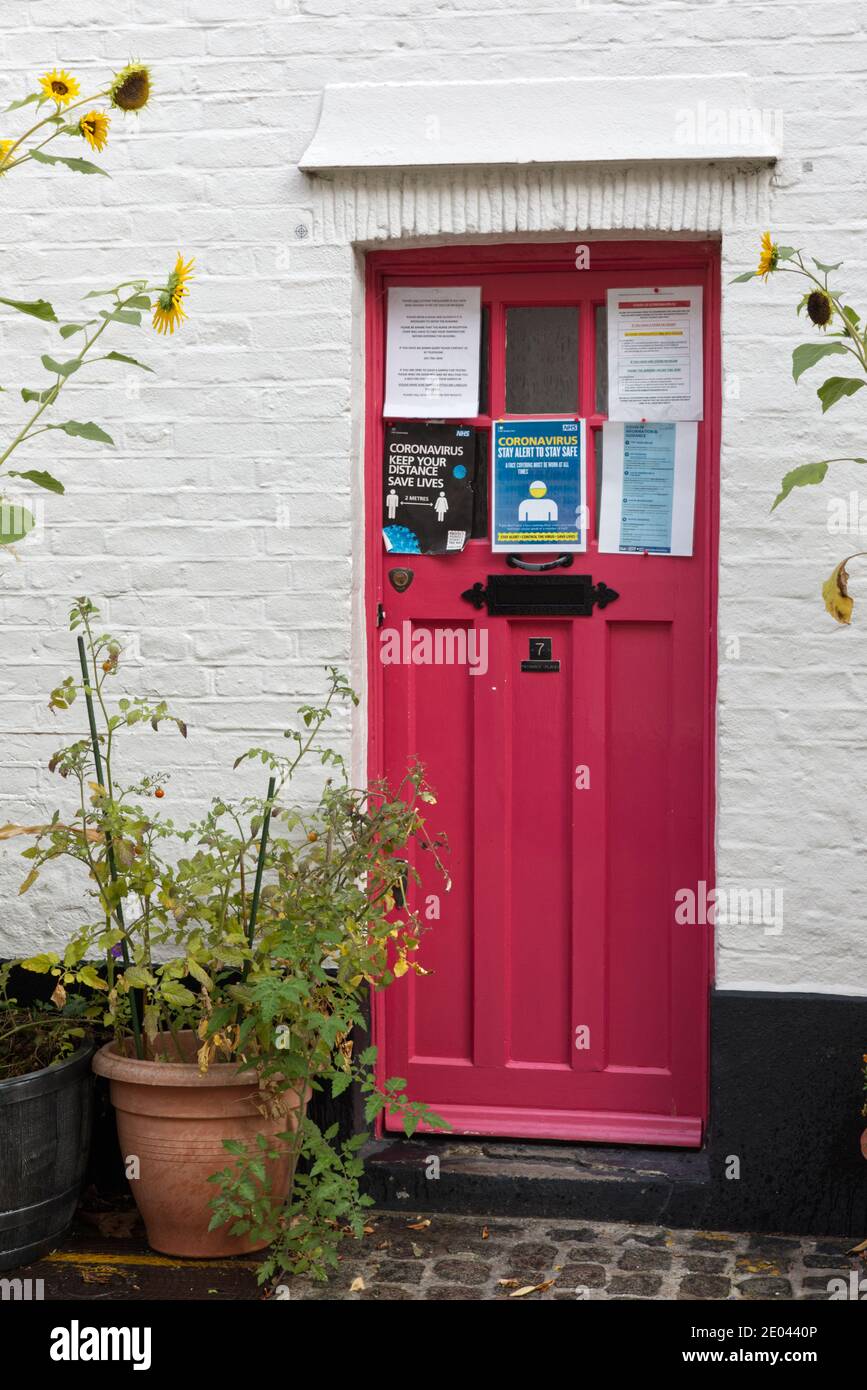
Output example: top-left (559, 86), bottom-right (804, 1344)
top-left (491, 419), bottom-right (586, 553)
top-left (382, 423), bottom-right (476, 555)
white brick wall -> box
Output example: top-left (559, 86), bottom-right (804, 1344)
top-left (0, 1), bottom-right (865, 997)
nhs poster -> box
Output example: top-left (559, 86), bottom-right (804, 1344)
top-left (491, 419), bottom-right (587, 553)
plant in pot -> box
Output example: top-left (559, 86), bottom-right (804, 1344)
top-left (11, 598), bottom-right (447, 1264)
top-left (0, 967), bottom-right (94, 1270)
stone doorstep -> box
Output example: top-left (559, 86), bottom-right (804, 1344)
top-left (362, 1136), bottom-right (714, 1227)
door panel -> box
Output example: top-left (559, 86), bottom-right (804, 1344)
top-left (367, 242), bottom-right (717, 1146)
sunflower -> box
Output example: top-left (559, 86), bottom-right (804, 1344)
top-left (152, 252), bottom-right (194, 336)
top-left (79, 110), bottom-right (110, 154)
top-left (109, 63), bottom-right (151, 113)
top-left (757, 230), bottom-right (779, 279)
top-left (0, 139), bottom-right (14, 171)
top-left (39, 68), bottom-right (80, 106)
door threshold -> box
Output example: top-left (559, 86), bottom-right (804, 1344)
top-left (362, 1135), bottom-right (712, 1227)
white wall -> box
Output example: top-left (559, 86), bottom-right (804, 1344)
top-left (0, 0), bottom-right (865, 997)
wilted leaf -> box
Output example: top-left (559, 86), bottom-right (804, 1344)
top-left (50, 981), bottom-right (67, 1009)
top-left (407, 1219), bottom-right (431, 1231)
top-left (78, 965), bottom-right (109, 991)
top-left (822, 558), bottom-right (857, 624)
top-left (18, 867), bottom-right (39, 895)
top-left (349, 1276), bottom-right (365, 1292)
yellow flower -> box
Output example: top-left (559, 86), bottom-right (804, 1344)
top-left (822, 559), bottom-right (854, 624)
top-left (109, 63), bottom-right (151, 113)
top-left (39, 69), bottom-right (80, 106)
top-left (757, 230), bottom-right (779, 279)
top-left (152, 252), bottom-right (194, 336)
top-left (79, 110), bottom-right (110, 153)
top-left (0, 139), bottom-right (14, 171)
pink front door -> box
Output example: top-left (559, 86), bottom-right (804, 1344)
top-left (367, 241), bottom-right (718, 1146)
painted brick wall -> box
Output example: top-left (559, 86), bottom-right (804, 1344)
top-left (0, 0), bottom-right (864, 997)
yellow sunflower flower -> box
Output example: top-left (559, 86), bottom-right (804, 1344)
top-left (109, 63), bottom-right (151, 113)
top-left (152, 252), bottom-right (195, 336)
top-left (0, 139), bottom-right (14, 171)
top-left (79, 110), bottom-right (110, 154)
top-left (757, 230), bottom-right (778, 279)
top-left (39, 68), bottom-right (80, 106)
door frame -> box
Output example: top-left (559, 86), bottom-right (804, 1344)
top-left (363, 237), bottom-right (720, 1141)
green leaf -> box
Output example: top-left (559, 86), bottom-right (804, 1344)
top-left (8, 469), bottom-right (65, 495)
top-left (160, 981), bottom-right (197, 1008)
top-left (21, 386), bottom-right (57, 403)
top-left (78, 965), bottom-right (108, 992)
top-left (791, 341), bottom-right (849, 383)
top-left (6, 94), bottom-right (40, 113)
top-left (776, 246), bottom-right (798, 261)
top-left (104, 350), bottom-right (153, 372)
top-left (730, 270), bottom-right (758, 283)
top-left (813, 258), bottom-right (843, 274)
top-left (0, 503), bottom-right (36, 545)
top-left (48, 420), bottom-right (115, 445)
top-left (0, 295), bottom-right (57, 322)
top-left (99, 308), bottom-right (141, 326)
top-left (41, 354), bottom-right (81, 378)
top-left (331, 1071), bottom-right (353, 1099)
top-left (843, 306), bottom-right (861, 328)
top-left (28, 148), bottom-right (109, 176)
top-left (123, 296), bottom-right (152, 311)
top-left (817, 376), bottom-right (866, 413)
top-left (59, 323), bottom-right (89, 339)
top-left (771, 457), bottom-right (867, 510)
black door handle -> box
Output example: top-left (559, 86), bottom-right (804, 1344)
top-left (506, 553), bottom-right (574, 572)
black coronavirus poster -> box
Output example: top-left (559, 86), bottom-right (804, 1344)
top-left (382, 423), bottom-right (476, 555)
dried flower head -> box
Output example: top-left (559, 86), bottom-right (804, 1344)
top-left (109, 62), bottom-right (150, 113)
top-left (806, 289), bottom-right (833, 328)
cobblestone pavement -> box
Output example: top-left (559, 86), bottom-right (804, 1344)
top-left (284, 1210), bottom-right (862, 1300)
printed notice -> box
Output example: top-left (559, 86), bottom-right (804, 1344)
top-left (382, 423), bottom-right (476, 554)
top-left (607, 286), bottom-right (703, 421)
top-left (491, 419), bottom-right (586, 553)
top-left (384, 286), bottom-right (481, 418)
top-left (598, 421), bottom-right (698, 556)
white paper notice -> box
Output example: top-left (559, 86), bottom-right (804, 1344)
top-left (598, 421), bottom-right (698, 556)
top-left (384, 286), bottom-right (481, 419)
top-left (607, 286), bottom-right (703, 421)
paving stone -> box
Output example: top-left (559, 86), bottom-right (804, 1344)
top-left (359, 1284), bottom-right (418, 1300)
top-left (689, 1232), bottom-right (739, 1250)
top-left (425, 1285), bottom-right (484, 1300)
top-left (546, 1227), bottom-right (600, 1242)
top-left (607, 1273), bottom-right (663, 1297)
top-left (810, 1239), bottom-right (856, 1257)
top-left (803, 1252), bottom-right (859, 1269)
top-left (564, 1245), bottom-right (614, 1262)
top-left (678, 1253), bottom-right (729, 1275)
top-left (736, 1276), bottom-right (794, 1299)
top-left (506, 1242), bottom-right (558, 1270)
top-left (374, 1260), bottom-right (424, 1283)
top-left (618, 1247), bottom-right (673, 1272)
top-left (431, 1258), bottom-right (491, 1286)
top-left (735, 1254), bottom-right (790, 1276)
top-left (746, 1234), bottom-right (801, 1253)
top-left (802, 1274), bottom-right (848, 1290)
top-left (556, 1263), bottom-right (608, 1288)
top-left (678, 1274), bottom-right (732, 1300)
top-left (621, 1230), bottom-right (672, 1247)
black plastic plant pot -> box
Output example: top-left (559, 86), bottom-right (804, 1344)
top-left (0, 1041), bottom-right (95, 1271)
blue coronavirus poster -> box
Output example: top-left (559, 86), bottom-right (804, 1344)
top-left (491, 419), bottom-right (586, 553)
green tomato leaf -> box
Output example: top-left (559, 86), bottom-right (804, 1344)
top-left (0, 295), bottom-right (57, 322)
top-left (48, 420), bottom-right (115, 445)
top-left (817, 376), bottom-right (866, 413)
top-left (21, 952), bottom-right (60, 973)
top-left (791, 341), bottom-right (849, 382)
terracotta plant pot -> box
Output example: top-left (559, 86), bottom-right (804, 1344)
top-left (93, 1032), bottom-right (305, 1258)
